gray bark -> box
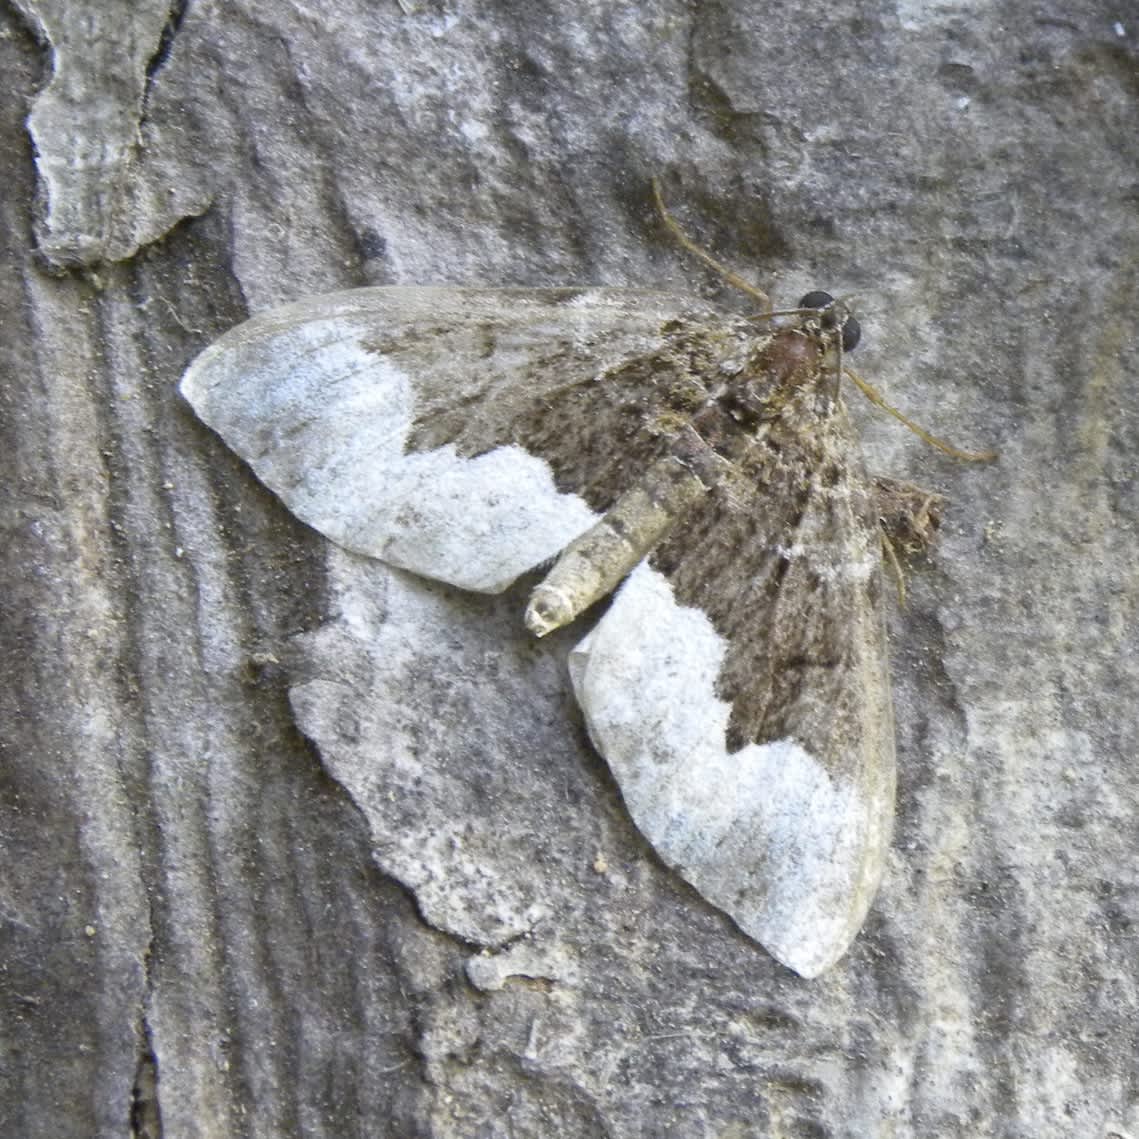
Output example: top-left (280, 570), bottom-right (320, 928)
top-left (2, 0), bottom-right (1137, 1136)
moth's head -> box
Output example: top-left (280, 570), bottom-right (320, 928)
top-left (796, 291), bottom-right (861, 354)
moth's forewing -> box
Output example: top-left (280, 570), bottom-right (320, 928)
top-left (571, 415), bottom-right (895, 978)
top-left (182, 287), bottom-right (724, 592)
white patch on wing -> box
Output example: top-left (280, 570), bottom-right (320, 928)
top-left (569, 562), bottom-right (878, 978)
top-left (181, 310), bottom-right (598, 593)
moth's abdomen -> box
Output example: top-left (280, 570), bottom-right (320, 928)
top-left (525, 455), bottom-right (708, 636)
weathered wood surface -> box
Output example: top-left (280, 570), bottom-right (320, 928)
top-left (3, 2), bottom-right (1138, 1136)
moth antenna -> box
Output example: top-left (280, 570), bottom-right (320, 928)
top-left (745, 306), bottom-right (836, 322)
top-left (844, 367), bottom-right (998, 463)
top-left (651, 179), bottom-right (773, 313)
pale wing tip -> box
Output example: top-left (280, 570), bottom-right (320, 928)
top-left (745, 821), bottom-right (889, 979)
top-left (756, 918), bottom-right (866, 979)
top-left (713, 810), bottom-right (887, 978)
top-left (179, 339), bottom-right (220, 407)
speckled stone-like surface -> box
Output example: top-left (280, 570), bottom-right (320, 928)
top-left (3, 0), bottom-right (1138, 1135)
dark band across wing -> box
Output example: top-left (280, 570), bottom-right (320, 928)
top-left (649, 411), bottom-right (893, 773)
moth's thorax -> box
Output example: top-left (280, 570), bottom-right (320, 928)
top-left (704, 325), bottom-right (841, 438)
top-left (748, 327), bottom-right (825, 392)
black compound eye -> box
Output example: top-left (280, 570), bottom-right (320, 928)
top-left (798, 291), bottom-right (834, 311)
top-left (798, 290), bottom-right (860, 353)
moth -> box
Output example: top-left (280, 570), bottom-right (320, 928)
top-left (181, 212), bottom-right (984, 978)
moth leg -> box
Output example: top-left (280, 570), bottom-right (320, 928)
top-left (879, 528), bottom-right (908, 606)
top-left (525, 456), bottom-right (709, 636)
top-left (873, 476), bottom-right (944, 559)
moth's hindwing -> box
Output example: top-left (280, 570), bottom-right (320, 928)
top-left (181, 285), bottom-right (896, 978)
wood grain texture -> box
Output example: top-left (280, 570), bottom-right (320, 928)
top-left (4, 0), bottom-right (1139, 1136)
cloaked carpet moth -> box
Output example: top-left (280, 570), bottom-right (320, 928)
top-left (181, 185), bottom-right (992, 978)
